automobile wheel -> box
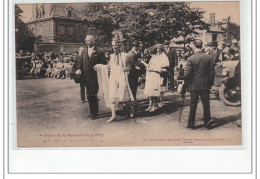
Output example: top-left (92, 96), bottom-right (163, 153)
top-left (219, 84), bottom-right (241, 107)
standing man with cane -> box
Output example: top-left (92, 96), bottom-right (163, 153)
top-left (182, 39), bottom-right (215, 129)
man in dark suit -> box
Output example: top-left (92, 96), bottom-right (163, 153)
top-left (76, 34), bottom-right (106, 119)
top-left (125, 41), bottom-right (143, 101)
top-left (163, 40), bottom-right (178, 92)
top-left (183, 39), bottom-right (215, 129)
top-left (208, 41), bottom-right (221, 64)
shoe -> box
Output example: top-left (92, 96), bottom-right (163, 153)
top-left (186, 126), bottom-right (195, 130)
top-left (205, 119), bottom-right (214, 129)
top-left (158, 102), bottom-right (164, 108)
top-left (149, 106), bottom-right (158, 112)
top-left (145, 107), bottom-right (152, 112)
top-left (106, 116), bottom-right (117, 123)
top-left (129, 112), bottom-right (135, 118)
top-left (81, 100), bottom-right (85, 103)
top-left (88, 114), bottom-right (97, 120)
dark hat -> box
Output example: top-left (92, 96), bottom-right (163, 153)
top-left (211, 41), bottom-right (218, 47)
top-left (193, 39), bottom-right (203, 47)
top-left (163, 40), bottom-right (170, 45)
top-left (229, 48), bottom-right (236, 55)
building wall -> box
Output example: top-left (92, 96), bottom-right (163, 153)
top-left (28, 19), bottom-right (55, 43)
top-left (54, 19), bottom-right (83, 43)
top-left (216, 33), bottom-right (224, 43)
top-left (37, 43), bottom-right (83, 55)
top-left (201, 32), bottom-right (224, 45)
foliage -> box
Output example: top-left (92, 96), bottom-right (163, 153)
top-left (80, 2), bottom-right (208, 48)
top-left (15, 5), bottom-right (36, 52)
top-left (225, 16), bottom-right (240, 42)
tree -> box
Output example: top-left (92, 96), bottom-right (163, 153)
top-left (80, 2), bottom-right (209, 48)
top-left (225, 16), bottom-right (240, 42)
top-left (15, 5), bottom-right (36, 53)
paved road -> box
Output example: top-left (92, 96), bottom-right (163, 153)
top-left (16, 78), bottom-right (242, 147)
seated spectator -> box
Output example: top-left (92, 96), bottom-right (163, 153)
top-left (55, 59), bottom-right (65, 79)
top-left (230, 39), bottom-right (239, 53)
top-left (229, 49), bottom-right (240, 61)
top-left (35, 60), bottom-right (43, 77)
top-left (63, 60), bottom-right (73, 79)
top-left (45, 57), bottom-right (53, 77)
top-left (50, 60), bottom-right (57, 78)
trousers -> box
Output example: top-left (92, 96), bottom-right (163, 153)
top-left (168, 67), bottom-right (175, 91)
top-left (188, 89), bottom-right (211, 127)
top-left (128, 74), bottom-right (139, 100)
top-left (80, 80), bottom-right (98, 116)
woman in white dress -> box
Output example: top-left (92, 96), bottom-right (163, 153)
top-left (106, 40), bottom-right (135, 123)
top-left (141, 44), bottom-right (169, 112)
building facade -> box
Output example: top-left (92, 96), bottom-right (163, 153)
top-left (28, 3), bottom-right (89, 54)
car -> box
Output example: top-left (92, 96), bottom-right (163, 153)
top-left (211, 60), bottom-right (241, 106)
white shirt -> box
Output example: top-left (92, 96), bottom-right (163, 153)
top-left (166, 48), bottom-right (169, 54)
top-left (88, 47), bottom-right (94, 57)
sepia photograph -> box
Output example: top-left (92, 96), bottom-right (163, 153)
top-left (14, 1), bottom-right (241, 147)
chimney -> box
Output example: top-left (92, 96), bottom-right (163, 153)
top-left (210, 13), bottom-right (215, 26)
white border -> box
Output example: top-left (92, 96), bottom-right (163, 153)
top-left (5, 0), bottom-right (255, 175)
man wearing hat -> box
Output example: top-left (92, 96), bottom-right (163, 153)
top-left (183, 39), bottom-right (215, 129)
top-left (208, 41), bottom-right (221, 64)
top-left (163, 40), bottom-right (177, 92)
top-left (75, 34), bottom-right (106, 119)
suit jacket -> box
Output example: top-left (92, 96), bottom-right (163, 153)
top-left (76, 46), bottom-right (106, 94)
top-left (184, 51), bottom-right (215, 91)
top-left (165, 47), bottom-right (178, 67)
top-left (208, 48), bottom-right (221, 64)
top-left (125, 50), bottom-right (143, 76)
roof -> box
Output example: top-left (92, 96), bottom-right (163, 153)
top-left (51, 3), bottom-right (84, 19)
top-left (209, 26), bottom-right (225, 33)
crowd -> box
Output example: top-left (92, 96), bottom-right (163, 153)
top-left (16, 49), bottom-right (78, 79)
top-left (17, 33), bottom-right (240, 129)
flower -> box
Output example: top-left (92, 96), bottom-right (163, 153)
top-left (112, 30), bottom-right (125, 44)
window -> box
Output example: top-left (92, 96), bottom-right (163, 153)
top-left (212, 33), bottom-right (217, 42)
top-left (68, 10), bottom-right (72, 17)
top-left (57, 25), bottom-right (65, 35)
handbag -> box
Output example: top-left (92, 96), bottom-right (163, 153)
top-left (160, 70), bottom-right (170, 78)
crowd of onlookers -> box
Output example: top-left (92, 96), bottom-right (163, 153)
top-left (16, 49), bottom-right (78, 79)
top-left (16, 38), bottom-right (240, 82)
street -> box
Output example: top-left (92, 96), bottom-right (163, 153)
top-left (16, 78), bottom-right (242, 147)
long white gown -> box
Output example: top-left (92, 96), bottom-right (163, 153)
top-left (95, 53), bottom-right (134, 108)
top-left (108, 53), bottom-right (134, 103)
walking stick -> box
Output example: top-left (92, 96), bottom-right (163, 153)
top-left (179, 83), bottom-right (186, 122)
top-left (179, 95), bottom-right (185, 122)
